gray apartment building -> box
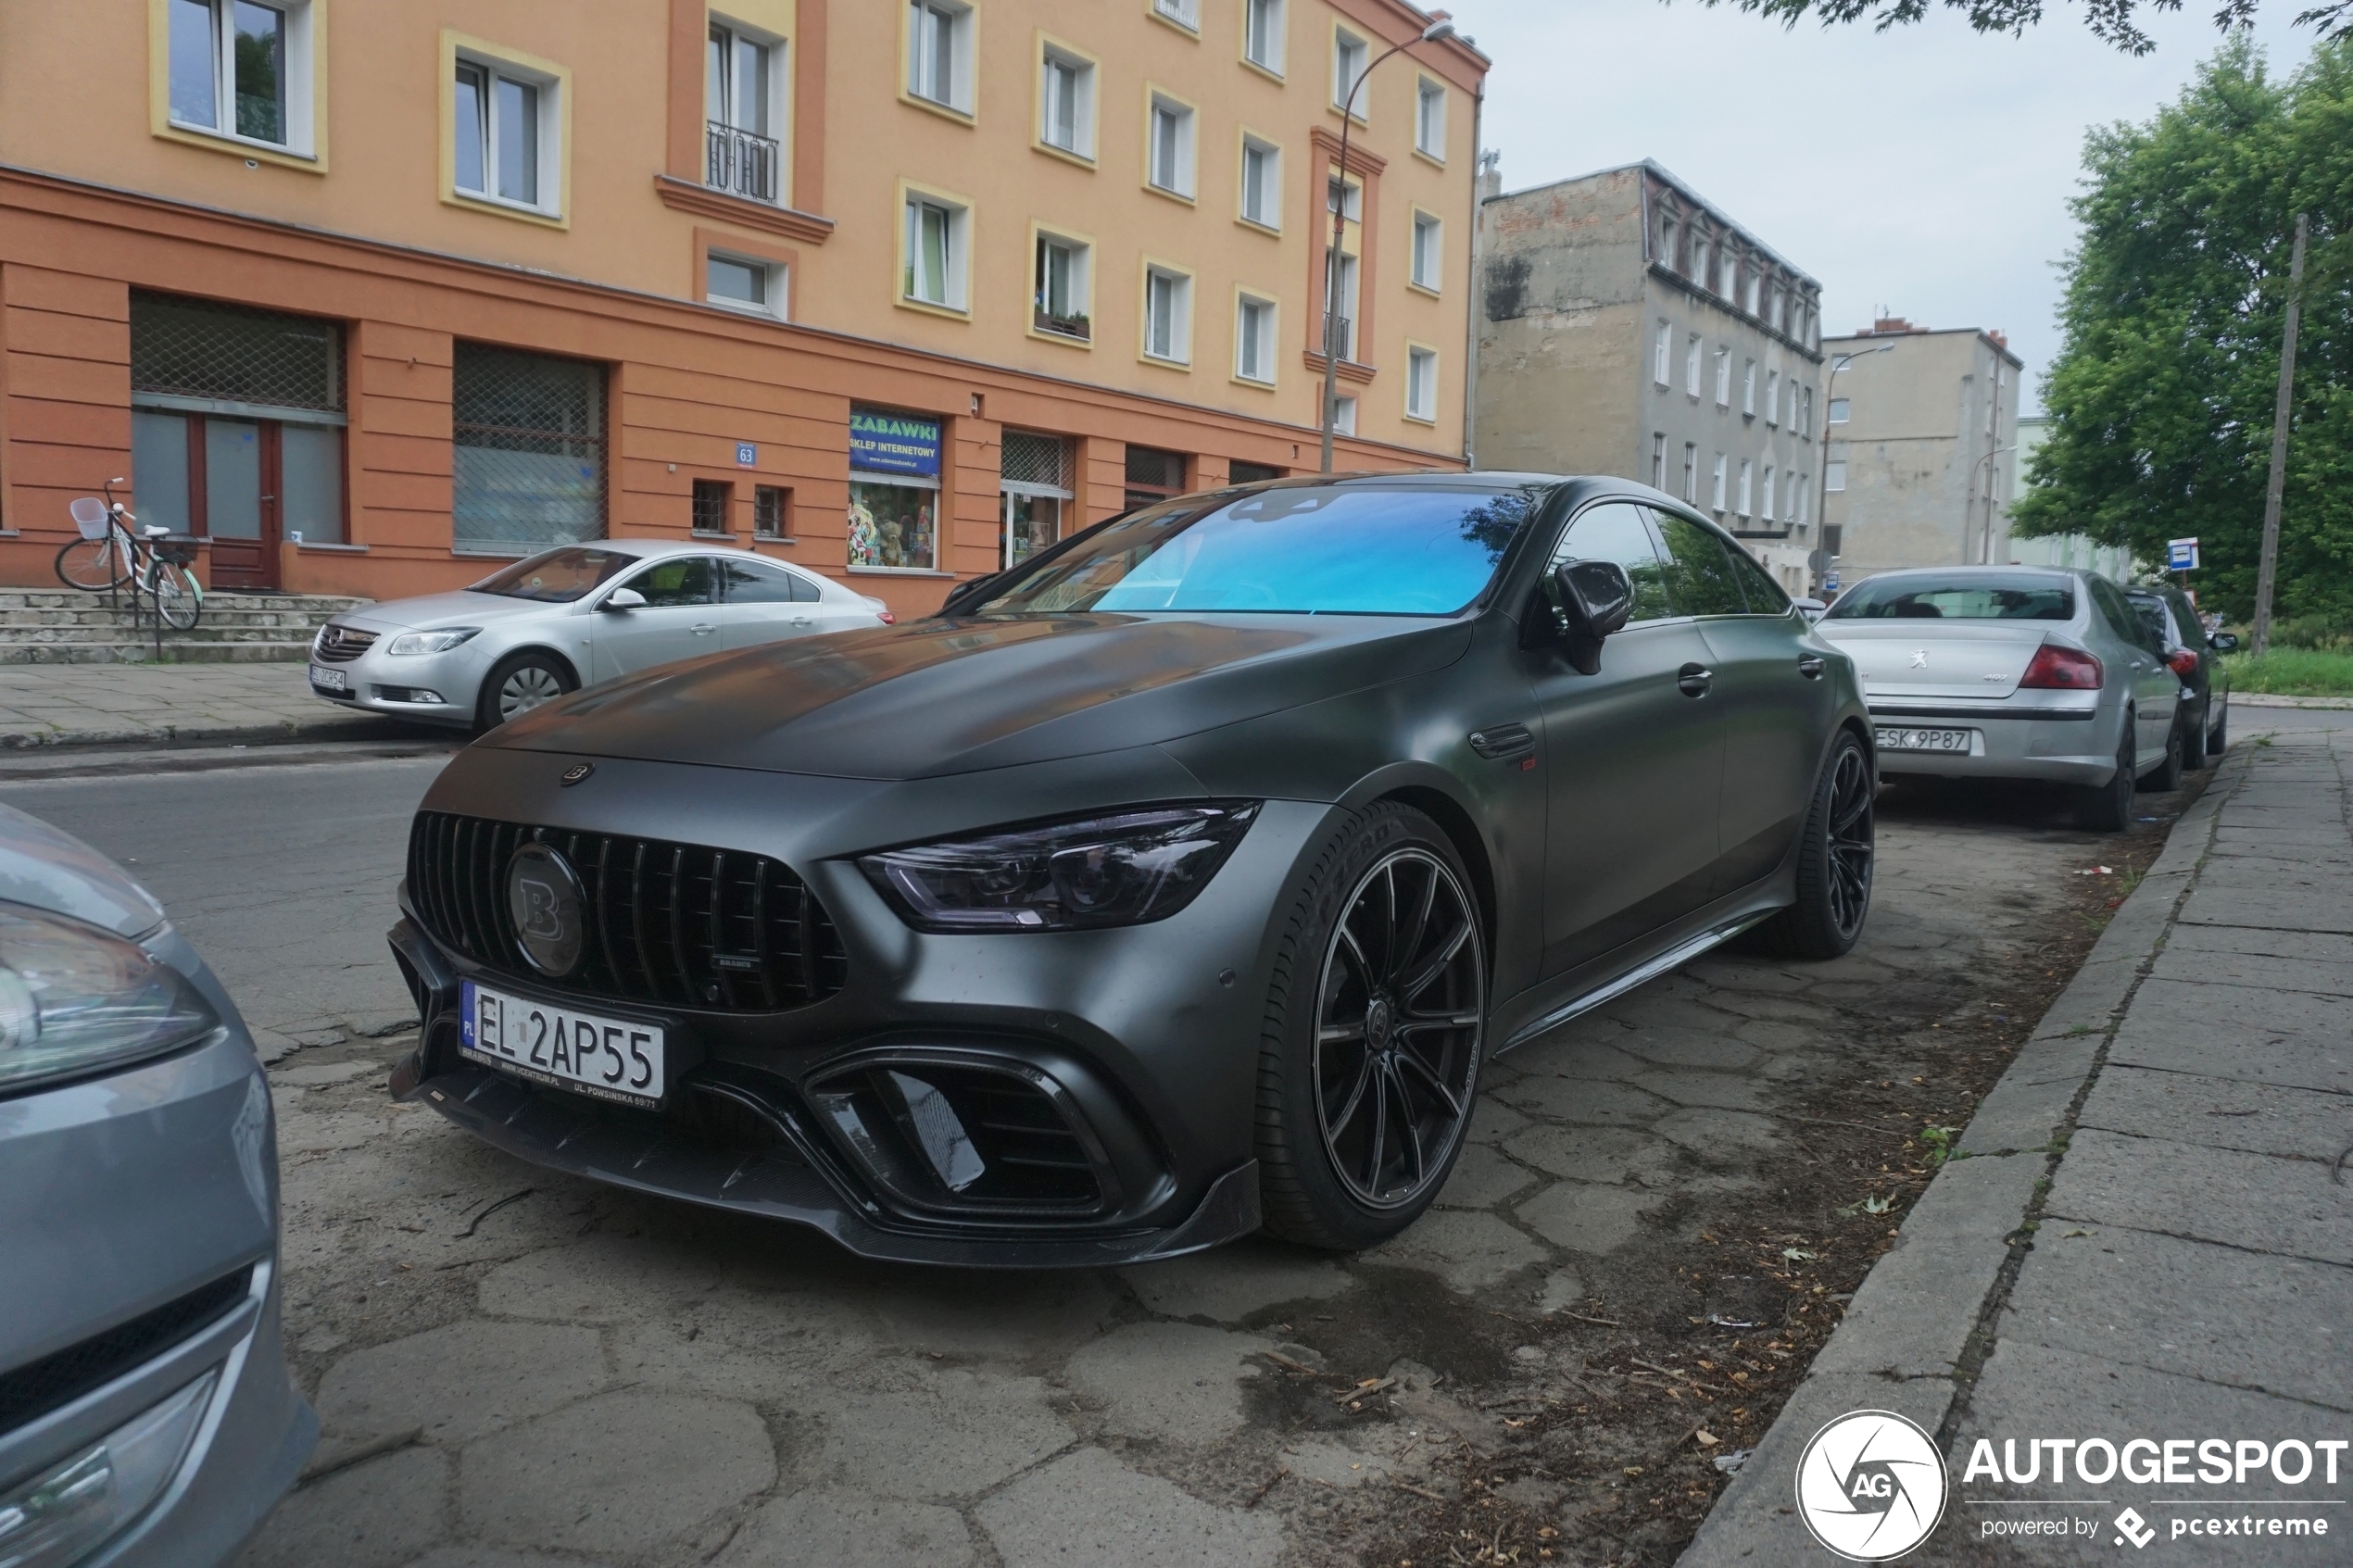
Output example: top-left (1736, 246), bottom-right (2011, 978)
top-left (1473, 160), bottom-right (1826, 596)
top-left (1818, 318), bottom-right (2024, 587)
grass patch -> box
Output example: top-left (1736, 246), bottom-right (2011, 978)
top-left (2221, 647), bottom-right (2353, 696)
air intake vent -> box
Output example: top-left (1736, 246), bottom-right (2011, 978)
top-left (806, 1057), bottom-right (1112, 1219)
top-left (407, 812), bottom-right (848, 1013)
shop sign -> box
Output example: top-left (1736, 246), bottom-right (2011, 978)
top-left (849, 409), bottom-right (941, 478)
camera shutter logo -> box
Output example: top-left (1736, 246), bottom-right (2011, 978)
top-left (1794, 1410), bottom-right (1948, 1561)
top-left (506, 843), bottom-right (585, 977)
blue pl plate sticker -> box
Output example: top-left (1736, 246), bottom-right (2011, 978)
top-left (459, 981), bottom-right (477, 1049)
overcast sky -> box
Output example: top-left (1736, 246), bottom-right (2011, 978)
top-left (1462, 0), bottom-right (2322, 411)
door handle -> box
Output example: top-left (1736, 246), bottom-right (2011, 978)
top-left (791, 616), bottom-right (814, 628)
top-left (1798, 655), bottom-right (1826, 679)
top-left (690, 622), bottom-right (717, 635)
top-left (1678, 663), bottom-right (1713, 697)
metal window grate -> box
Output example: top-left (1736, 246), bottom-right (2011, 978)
top-left (1000, 432), bottom-right (1069, 493)
top-left (452, 345), bottom-right (607, 552)
top-left (692, 479), bottom-right (731, 533)
top-left (131, 293), bottom-right (343, 412)
top-left (708, 122), bottom-right (780, 203)
top-left (1123, 445), bottom-right (1186, 492)
top-left (753, 484), bottom-right (789, 539)
top-left (1229, 461), bottom-right (1282, 484)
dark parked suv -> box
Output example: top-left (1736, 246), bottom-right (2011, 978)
top-left (2124, 583), bottom-right (2232, 768)
top-left (387, 474), bottom-right (1875, 1263)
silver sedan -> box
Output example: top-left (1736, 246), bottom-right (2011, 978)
top-left (307, 540), bottom-right (890, 733)
top-left (1813, 566), bottom-right (2186, 831)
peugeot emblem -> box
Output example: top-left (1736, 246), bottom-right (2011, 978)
top-left (506, 843), bottom-right (585, 976)
top-left (1909, 649), bottom-right (1930, 669)
top-left (560, 762), bottom-right (595, 786)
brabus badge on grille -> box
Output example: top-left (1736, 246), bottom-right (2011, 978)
top-left (507, 843), bottom-right (585, 976)
top-left (560, 763), bottom-right (594, 786)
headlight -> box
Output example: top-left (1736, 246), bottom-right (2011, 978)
top-left (860, 802), bottom-right (1261, 932)
top-left (0, 1370), bottom-right (217, 1567)
top-left (0, 905), bottom-right (220, 1095)
top-left (384, 628), bottom-right (482, 656)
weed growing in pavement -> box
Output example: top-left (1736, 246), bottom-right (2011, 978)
top-left (1918, 1125), bottom-right (1959, 1166)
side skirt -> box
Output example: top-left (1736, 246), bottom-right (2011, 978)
top-left (1494, 908), bottom-right (1778, 1055)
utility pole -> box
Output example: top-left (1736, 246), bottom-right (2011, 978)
top-left (2252, 212), bottom-right (2307, 658)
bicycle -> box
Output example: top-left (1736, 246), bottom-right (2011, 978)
top-left (56, 479), bottom-right (204, 632)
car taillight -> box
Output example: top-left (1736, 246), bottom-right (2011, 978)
top-left (2165, 647), bottom-right (2199, 678)
top-left (2020, 644), bottom-right (2102, 690)
top-left (876, 609), bottom-right (896, 625)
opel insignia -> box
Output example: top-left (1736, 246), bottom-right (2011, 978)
top-left (386, 475), bottom-right (1875, 1263)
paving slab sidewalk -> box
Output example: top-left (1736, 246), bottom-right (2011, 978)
top-left (1682, 729), bottom-right (2353, 1565)
top-left (0, 662), bottom-right (419, 748)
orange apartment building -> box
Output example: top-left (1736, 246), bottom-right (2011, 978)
top-left (0, 0), bottom-right (1487, 616)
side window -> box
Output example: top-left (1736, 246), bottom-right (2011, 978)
top-left (1650, 510), bottom-right (1747, 618)
top-left (721, 558), bottom-right (822, 604)
top-left (1718, 537), bottom-right (1790, 615)
top-left (629, 556), bottom-right (716, 608)
top-left (2093, 580), bottom-right (2152, 653)
top-left (1550, 501), bottom-right (1673, 624)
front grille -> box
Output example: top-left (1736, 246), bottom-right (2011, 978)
top-left (0, 1267), bottom-right (250, 1433)
top-left (408, 811), bottom-right (849, 1013)
top-left (312, 624), bottom-right (377, 662)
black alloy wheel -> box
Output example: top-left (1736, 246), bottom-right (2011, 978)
top-left (1258, 803), bottom-right (1486, 1248)
top-left (476, 651), bottom-right (577, 734)
top-left (2141, 716), bottom-right (2183, 794)
top-left (1747, 731), bottom-right (1874, 960)
top-left (2074, 725), bottom-right (2135, 832)
top-left (2182, 698), bottom-right (2209, 771)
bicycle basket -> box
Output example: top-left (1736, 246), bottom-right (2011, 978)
top-left (69, 498), bottom-right (110, 540)
top-left (152, 536), bottom-right (201, 566)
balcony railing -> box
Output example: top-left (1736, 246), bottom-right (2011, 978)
top-left (707, 121), bottom-right (779, 205)
top-left (1322, 312), bottom-right (1354, 362)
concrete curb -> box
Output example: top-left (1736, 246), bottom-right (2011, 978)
top-left (2233, 694), bottom-right (2353, 710)
top-left (0, 712), bottom-right (419, 752)
top-left (1674, 749), bottom-right (2252, 1567)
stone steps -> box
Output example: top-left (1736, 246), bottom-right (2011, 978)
top-left (0, 589), bottom-right (371, 665)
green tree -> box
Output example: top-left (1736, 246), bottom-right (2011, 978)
top-left (1691, 1), bottom-right (2349, 55)
top-left (2009, 37), bottom-right (2353, 623)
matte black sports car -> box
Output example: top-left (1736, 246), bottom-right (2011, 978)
top-left (387, 474), bottom-right (1874, 1265)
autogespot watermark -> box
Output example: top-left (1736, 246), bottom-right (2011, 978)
top-left (1792, 1414), bottom-right (2349, 1558)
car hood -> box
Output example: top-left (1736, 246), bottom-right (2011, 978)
top-left (0, 802), bottom-right (165, 938)
top-left (338, 590), bottom-right (555, 633)
top-left (486, 612), bottom-right (1474, 780)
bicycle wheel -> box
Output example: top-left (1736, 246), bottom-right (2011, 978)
top-left (151, 564), bottom-right (202, 631)
top-left (56, 535), bottom-right (129, 592)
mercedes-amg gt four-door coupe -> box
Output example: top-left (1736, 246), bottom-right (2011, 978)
top-left (387, 474), bottom-right (1874, 1264)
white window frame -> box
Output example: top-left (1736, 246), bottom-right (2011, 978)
top-left (900, 185), bottom-right (972, 314)
top-left (906, 0), bottom-right (975, 117)
top-left (1235, 292), bottom-right (1277, 384)
top-left (707, 17), bottom-right (787, 205)
top-left (706, 248), bottom-right (787, 319)
top-left (1765, 368), bottom-right (1780, 427)
top-left (1151, 0), bottom-right (1201, 32)
top-left (1410, 209), bottom-right (1442, 292)
top-left (1032, 226), bottom-right (1092, 343)
top-left (1685, 333), bottom-right (1702, 397)
top-left (1651, 433), bottom-right (1667, 488)
top-left (1711, 454), bottom-right (1728, 512)
top-left (1142, 262), bottom-right (1194, 366)
top-left (1829, 396), bottom-right (1851, 424)
top-left (1742, 359), bottom-right (1756, 416)
top-left (1826, 459), bottom-right (1847, 492)
top-left (1737, 458), bottom-right (1754, 517)
top-left (452, 49), bottom-right (564, 217)
top-left (1146, 90), bottom-right (1197, 200)
top-left (1242, 0), bottom-right (1286, 75)
top-left (1799, 384), bottom-right (1813, 436)
top-left (1793, 474), bottom-right (1811, 526)
top-left (1761, 463), bottom-right (1776, 522)
top-left (1332, 26), bottom-right (1368, 117)
top-left (1681, 442), bottom-right (1698, 503)
top-left (1714, 347), bottom-right (1730, 408)
top-left (1415, 75), bottom-right (1446, 159)
top-left (1038, 41), bottom-right (1097, 160)
top-left (1405, 344), bottom-right (1439, 423)
top-left (167, 0), bottom-right (319, 157)
top-left (1333, 395), bottom-right (1358, 435)
top-left (1654, 321), bottom-right (1672, 388)
top-left (1239, 133), bottom-right (1282, 231)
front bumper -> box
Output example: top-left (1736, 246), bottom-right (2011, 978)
top-left (307, 642), bottom-right (485, 728)
top-left (1868, 698), bottom-right (2120, 785)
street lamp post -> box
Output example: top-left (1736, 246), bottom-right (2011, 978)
top-left (1812, 343), bottom-right (1891, 594)
top-left (1320, 18), bottom-right (1456, 474)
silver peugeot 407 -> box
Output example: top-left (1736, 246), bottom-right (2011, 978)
top-left (308, 540), bottom-right (892, 734)
top-left (0, 803), bottom-right (312, 1567)
top-left (1813, 566), bottom-right (2187, 830)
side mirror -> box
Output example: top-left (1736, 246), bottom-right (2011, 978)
top-left (600, 587), bottom-right (647, 612)
top-left (2208, 631), bottom-right (2240, 652)
top-left (1546, 559), bottom-right (1632, 675)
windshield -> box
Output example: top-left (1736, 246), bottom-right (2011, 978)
top-left (469, 547), bottom-right (639, 603)
top-left (972, 484), bottom-right (1550, 616)
top-left (1826, 573), bottom-right (2074, 621)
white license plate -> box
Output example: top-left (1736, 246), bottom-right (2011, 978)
top-left (459, 980), bottom-right (664, 1107)
top-left (308, 663), bottom-right (349, 693)
top-left (1876, 726), bottom-right (1974, 754)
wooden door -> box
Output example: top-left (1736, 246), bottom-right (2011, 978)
top-left (192, 418), bottom-right (280, 590)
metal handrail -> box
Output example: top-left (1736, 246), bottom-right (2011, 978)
top-left (706, 122), bottom-right (779, 204)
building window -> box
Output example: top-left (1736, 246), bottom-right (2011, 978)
top-left (1788, 380), bottom-right (1801, 432)
top-left (1651, 433), bottom-right (1667, 489)
top-left (1039, 45), bottom-right (1096, 158)
top-left (753, 484), bottom-right (791, 539)
top-left (1792, 474), bottom-right (1810, 527)
top-left (849, 406), bottom-right (941, 571)
top-left (692, 479), bottom-right (733, 534)
top-left (169, 0), bottom-right (314, 152)
top-left (1236, 294), bottom-right (1277, 383)
top-left (1765, 369), bottom-right (1780, 426)
top-left (1681, 443), bottom-right (1698, 503)
top-left (901, 190), bottom-right (970, 311)
top-left (907, 1), bottom-right (974, 115)
top-left (1734, 459), bottom-right (1754, 518)
top-left (1743, 270), bottom-right (1760, 316)
top-left (1654, 322), bottom-right (1672, 387)
top-left (1153, 0), bottom-right (1201, 31)
top-left (1411, 211), bottom-right (1441, 291)
top-left (1406, 345), bottom-right (1438, 422)
top-left (1244, 0), bottom-right (1286, 71)
top-left (1143, 265), bottom-right (1192, 364)
top-left (708, 19), bottom-right (782, 203)
top-left (1124, 445), bottom-right (1188, 509)
top-left (1800, 385), bottom-right (1814, 436)
top-left (1416, 77), bottom-right (1445, 157)
top-left (1332, 27), bottom-right (1367, 114)
top-left (1692, 234), bottom-right (1712, 292)
top-left (1240, 135), bottom-right (1281, 229)
top-left (1333, 395), bottom-right (1357, 435)
top-left (1148, 93), bottom-right (1196, 199)
top-left (707, 250), bottom-right (785, 317)
top-left (1711, 453), bottom-right (1727, 512)
top-left (1829, 396), bottom-right (1850, 424)
top-left (1034, 232), bottom-right (1091, 341)
top-left (1742, 359), bottom-right (1756, 416)
top-left (1685, 334), bottom-right (1702, 397)
top-left (1761, 464), bottom-right (1776, 523)
top-left (1714, 347), bottom-right (1730, 407)
top-left (1325, 247), bottom-right (1359, 361)
top-left (1000, 431), bottom-right (1072, 568)
top-left (1769, 290), bottom-right (1786, 333)
top-left (1825, 459), bottom-right (1846, 492)
top-left (453, 344), bottom-right (606, 554)
top-left (1658, 212), bottom-right (1679, 271)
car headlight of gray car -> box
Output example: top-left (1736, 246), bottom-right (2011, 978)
top-left (0, 902), bottom-right (220, 1093)
top-left (384, 628), bottom-right (483, 657)
top-left (858, 802), bottom-right (1261, 932)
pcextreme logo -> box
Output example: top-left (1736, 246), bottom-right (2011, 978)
top-left (1795, 1411), bottom-right (1949, 1562)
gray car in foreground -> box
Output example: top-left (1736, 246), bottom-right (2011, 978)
top-left (1813, 566), bottom-right (2185, 829)
top-left (0, 806), bottom-right (311, 1566)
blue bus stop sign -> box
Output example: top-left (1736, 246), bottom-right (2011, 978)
top-left (2167, 538), bottom-right (2199, 571)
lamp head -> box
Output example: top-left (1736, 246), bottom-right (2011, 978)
top-left (1420, 19), bottom-right (1456, 41)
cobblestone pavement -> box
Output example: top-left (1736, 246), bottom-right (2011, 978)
top-left (13, 759), bottom-right (2154, 1568)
